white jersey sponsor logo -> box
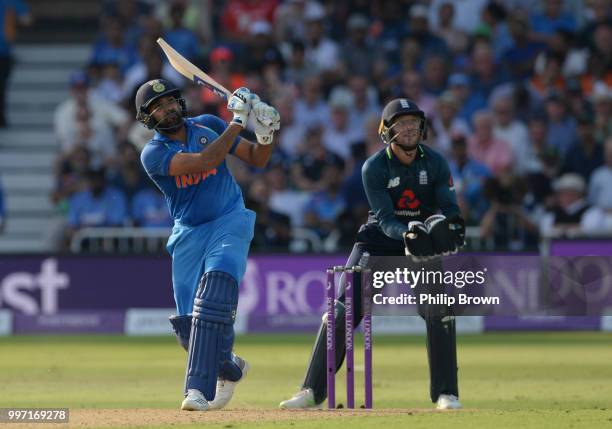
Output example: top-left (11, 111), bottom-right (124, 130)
top-left (387, 177), bottom-right (400, 188)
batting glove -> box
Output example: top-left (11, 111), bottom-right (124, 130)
top-left (227, 87), bottom-right (251, 127)
top-left (251, 101), bottom-right (280, 145)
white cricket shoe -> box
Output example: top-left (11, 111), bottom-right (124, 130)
top-left (436, 394), bottom-right (462, 410)
top-left (279, 388), bottom-right (320, 409)
top-left (181, 389), bottom-right (210, 411)
top-left (209, 354), bottom-right (250, 410)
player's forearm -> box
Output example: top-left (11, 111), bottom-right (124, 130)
top-left (250, 142), bottom-right (273, 168)
top-left (378, 216), bottom-right (408, 241)
top-left (198, 123), bottom-right (242, 171)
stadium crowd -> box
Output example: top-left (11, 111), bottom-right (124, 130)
top-left (49, 0), bottom-right (612, 252)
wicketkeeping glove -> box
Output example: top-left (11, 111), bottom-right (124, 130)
top-left (403, 221), bottom-right (434, 262)
top-left (227, 87), bottom-right (251, 127)
top-left (426, 214), bottom-right (465, 256)
top-left (448, 215), bottom-right (466, 249)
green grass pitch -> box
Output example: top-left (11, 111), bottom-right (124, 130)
top-left (1, 332), bottom-right (611, 428)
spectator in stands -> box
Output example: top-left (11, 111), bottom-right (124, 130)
top-left (274, 92), bottom-right (305, 158)
top-left (406, 4), bottom-right (449, 61)
top-left (477, 1), bottom-right (512, 61)
top-left (582, 138), bottom-right (612, 234)
top-left (122, 36), bottom-right (183, 108)
top-left (588, 137), bottom-right (612, 209)
top-left (284, 40), bottom-right (315, 88)
top-left (220, 0), bottom-right (279, 41)
top-left (544, 92), bottom-right (577, 157)
top-left (468, 110), bottom-right (514, 175)
top-left (131, 182), bottom-right (172, 228)
top-left (560, 114), bottom-right (604, 182)
top-left (322, 87), bottom-right (362, 159)
top-left (524, 115), bottom-right (558, 206)
top-left (0, 0), bottom-right (32, 128)
top-left (199, 46), bottom-right (246, 122)
top-left (480, 168), bottom-right (540, 250)
top-left (400, 70), bottom-right (437, 117)
top-left (243, 20), bottom-right (283, 73)
top-left (339, 142), bottom-right (368, 236)
top-left (371, 0), bottom-right (407, 61)
top-left (303, 2), bottom-right (340, 78)
top-left (448, 135), bottom-right (492, 225)
top-left (428, 0), bottom-right (488, 34)
top-left (303, 162), bottom-right (346, 238)
top-left (422, 54), bottom-right (449, 96)
top-left (363, 113), bottom-right (383, 157)
top-left (90, 15), bottom-right (139, 74)
top-left (66, 167), bottom-right (129, 238)
top-left (95, 60), bottom-right (124, 104)
top-left (431, 91), bottom-right (469, 156)
top-left (469, 41), bottom-right (509, 102)
top-left (533, 29), bottom-right (588, 78)
top-left (591, 84), bottom-right (612, 143)
top-left (293, 74), bottom-right (329, 129)
top-left (539, 173), bottom-right (591, 237)
top-left (565, 78), bottom-right (591, 120)
top-left (0, 177), bottom-right (5, 233)
top-left (341, 14), bottom-right (380, 78)
top-left (347, 74), bottom-right (380, 138)
top-left (580, 0), bottom-right (612, 48)
top-left (245, 177), bottom-right (291, 251)
top-left (54, 71), bottom-right (130, 167)
top-left (529, 52), bottom-right (566, 97)
top-left (52, 145), bottom-right (91, 213)
top-left (432, 2), bottom-right (468, 56)
top-left (530, 0), bottom-right (577, 44)
top-left (492, 93), bottom-right (532, 174)
top-left (108, 143), bottom-right (148, 202)
top-left (104, 0), bottom-right (150, 47)
top-left (447, 72), bottom-right (486, 124)
top-left (291, 125), bottom-right (343, 192)
top-left (154, 0), bottom-right (213, 46)
top-left (274, 0), bottom-right (308, 44)
top-left (163, 1), bottom-right (200, 61)
top-left (580, 24), bottom-right (612, 96)
top-left (502, 11), bottom-right (546, 80)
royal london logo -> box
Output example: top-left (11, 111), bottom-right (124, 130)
top-left (174, 169), bottom-right (217, 189)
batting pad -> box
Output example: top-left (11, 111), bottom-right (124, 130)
top-left (186, 271), bottom-right (238, 400)
top-left (169, 314), bottom-right (192, 351)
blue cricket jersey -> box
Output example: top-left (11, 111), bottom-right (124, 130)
top-left (140, 114), bottom-right (244, 226)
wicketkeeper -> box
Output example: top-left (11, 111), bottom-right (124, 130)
top-left (280, 98), bottom-right (465, 410)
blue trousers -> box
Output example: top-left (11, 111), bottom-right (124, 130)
top-left (166, 208), bottom-right (256, 315)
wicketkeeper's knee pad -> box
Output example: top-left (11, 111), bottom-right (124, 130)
top-left (169, 314), bottom-right (192, 351)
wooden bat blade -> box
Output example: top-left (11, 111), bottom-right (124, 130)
top-left (157, 38), bottom-right (232, 99)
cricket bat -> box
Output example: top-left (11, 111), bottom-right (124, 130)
top-left (157, 37), bottom-right (232, 100)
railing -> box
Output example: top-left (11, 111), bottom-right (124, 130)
top-left (70, 227), bottom-right (172, 253)
top-left (69, 226), bottom-right (490, 254)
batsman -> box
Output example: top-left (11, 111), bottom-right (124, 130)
top-left (136, 79), bottom-right (280, 411)
top-left (280, 99), bottom-right (465, 410)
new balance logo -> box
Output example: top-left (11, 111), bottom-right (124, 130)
top-left (387, 177), bottom-right (400, 188)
